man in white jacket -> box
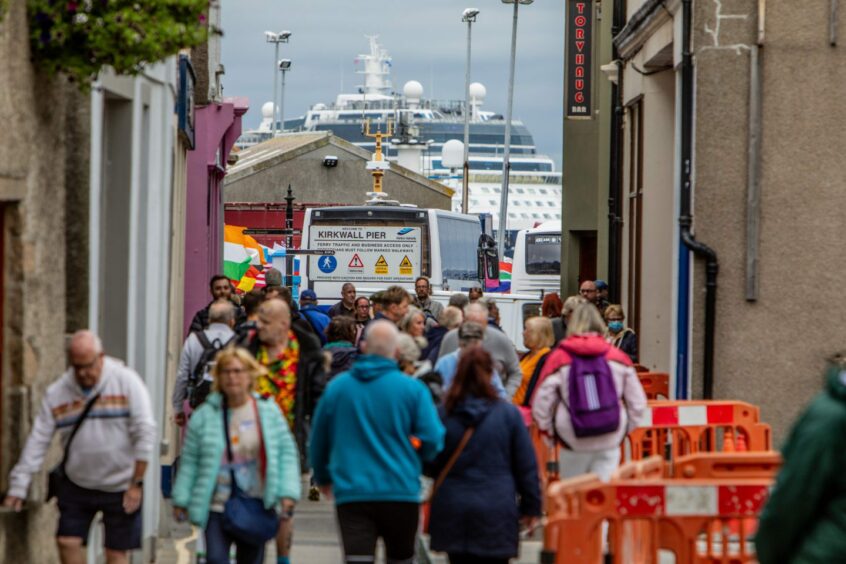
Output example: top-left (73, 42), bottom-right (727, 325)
top-left (3, 330), bottom-right (157, 564)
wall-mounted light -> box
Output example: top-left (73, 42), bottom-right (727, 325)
top-left (323, 155), bottom-right (339, 168)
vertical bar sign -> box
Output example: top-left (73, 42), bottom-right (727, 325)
top-left (566, 0), bottom-right (594, 119)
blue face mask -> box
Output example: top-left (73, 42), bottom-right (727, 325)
top-left (608, 321), bottom-right (624, 333)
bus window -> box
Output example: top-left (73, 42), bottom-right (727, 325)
top-left (522, 302), bottom-right (542, 322)
top-left (526, 233), bottom-right (561, 275)
top-left (437, 214), bottom-right (478, 288)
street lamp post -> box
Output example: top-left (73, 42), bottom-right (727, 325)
top-left (278, 59), bottom-right (292, 134)
top-left (461, 8), bottom-right (480, 214)
top-left (265, 30), bottom-right (291, 137)
top-left (496, 0), bottom-right (532, 259)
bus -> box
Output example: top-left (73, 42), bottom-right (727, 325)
top-left (510, 221), bottom-right (561, 296)
top-left (301, 204), bottom-right (498, 299)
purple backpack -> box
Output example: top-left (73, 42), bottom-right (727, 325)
top-left (566, 353), bottom-right (621, 438)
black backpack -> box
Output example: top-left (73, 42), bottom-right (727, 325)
top-left (188, 331), bottom-right (235, 408)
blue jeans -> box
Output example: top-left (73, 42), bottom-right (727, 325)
top-left (205, 511), bottom-right (266, 564)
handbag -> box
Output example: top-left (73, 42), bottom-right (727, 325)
top-left (46, 392), bottom-right (102, 502)
top-left (422, 426), bottom-right (475, 534)
top-left (221, 396), bottom-right (279, 546)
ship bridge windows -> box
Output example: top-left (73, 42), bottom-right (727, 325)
top-left (489, 199), bottom-right (497, 205)
top-left (515, 188), bottom-right (525, 194)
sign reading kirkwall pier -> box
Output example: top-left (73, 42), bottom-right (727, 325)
top-left (565, 0), bottom-right (594, 119)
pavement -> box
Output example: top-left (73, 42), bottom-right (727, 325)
top-left (156, 492), bottom-right (544, 563)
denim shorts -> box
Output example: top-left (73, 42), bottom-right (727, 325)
top-left (56, 478), bottom-right (142, 551)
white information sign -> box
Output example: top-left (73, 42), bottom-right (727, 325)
top-left (308, 225), bottom-right (422, 282)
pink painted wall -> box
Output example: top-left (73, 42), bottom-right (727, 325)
top-left (183, 98), bottom-right (248, 337)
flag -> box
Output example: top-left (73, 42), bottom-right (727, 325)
top-left (224, 225), bottom-right (265, 282)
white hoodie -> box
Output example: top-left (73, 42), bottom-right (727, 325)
top-left (8, 357), bottom-right (157, 498)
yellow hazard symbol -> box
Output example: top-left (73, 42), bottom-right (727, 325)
top-left (399, 255), bottom-right (413, 276)
top-left (375, 255), bottom-right (389, 275)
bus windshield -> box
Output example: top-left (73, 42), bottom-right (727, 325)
top-left (525, 233), bottom-right (561, 275)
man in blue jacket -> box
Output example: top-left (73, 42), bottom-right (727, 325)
top-left (298, 289), bottom-right (330, 345)
top-left (310, 320), bottom-right (445, 563)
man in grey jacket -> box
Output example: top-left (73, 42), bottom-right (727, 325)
top-left (3, 330), bottom-right (156, 564)
top-left (437, 302), bottom-right (522, 398)
top-left (172, 299), bottom-right (236, 426)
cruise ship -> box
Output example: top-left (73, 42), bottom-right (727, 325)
top-left (236, 37), bottom-right (562, 243)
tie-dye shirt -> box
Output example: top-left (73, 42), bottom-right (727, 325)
top-left (211, 402), bottom-right (262, 512)
top-left (256, 331), bottom-right (300, 429)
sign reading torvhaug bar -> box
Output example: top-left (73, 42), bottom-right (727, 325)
top-left (565, 0), bottom-right (593, 119)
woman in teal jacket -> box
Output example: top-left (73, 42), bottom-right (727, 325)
top-left (173, 347), bottom-right (301, 564)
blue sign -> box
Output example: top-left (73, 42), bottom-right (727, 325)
top-left (317, 255), bottom-right (337, 274)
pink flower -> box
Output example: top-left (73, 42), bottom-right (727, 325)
top-left (67, 2), bottom-right (78, 11)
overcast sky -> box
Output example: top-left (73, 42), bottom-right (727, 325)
top-left (220, 1), bottom-right (565, 167)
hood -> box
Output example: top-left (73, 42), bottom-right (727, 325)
top-left (349, 354), bottom-right (400, 381)
top-left (826, 362), bottom-right (846, 402)
top-left (449, 395), bottom-right (497, 427)
top-left (560, 333), bottom-right (610, 357)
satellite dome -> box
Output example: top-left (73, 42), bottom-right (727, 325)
top-left (441, 139), bottom-right (464, 169)
top-left (261, 101), bottom-right (274, 118)
top-left (469, 82), bottom-right (486, 101)
top-left (403, 80), bottom-right (424, 100)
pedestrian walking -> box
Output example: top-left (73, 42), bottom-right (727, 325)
top-left (532, 304), bottom-right (647, 481)
top-left (467, 281), bottom-right (483, 302)
top-left (435, 323), bottom-right (508, 399)
top-left (413, 276), bottom-right (443, 328)
top-left (353, 295), bottom-right (372, 346)
top-left (374, 285), bottom-right (411, 325)
top-left (235, 289), bottom-right (264, 341)
top-left (447, 292), bottom-right (470, 310)
top-left (755, 353), bottom-right (846, 564)
top-left (299, 289), bottom-right (331, 345)
top-left (595, 280), bottom-right (610, 315)
top-left (3, 331), bottom-right (156, 564)
top-left (309, 320), bottom-right (445, 564)
top-left (578, 280), bottom-right (598, 307)
top-left (172, 347), bottom-right (300, 564)
top-left (422, 306), bottom-right (462, 366)
top-left (239, 298), bottom-right (326, 563)
top-left (324, 316), bottom-right (358, 380)
top-left (438, 303), bottom-right (522, 398)
top-left (541, 293), bottom-right (563, 319)
top-left (173, 300), bottom-right (237, 426)
top-left (604, 304), bottom-right (638, 363)
top-left (552, 295), bottom-right (587, 345)
top-left (328, 282), bottom-right (357, 318)
top-left (512, 316), bottom-right (554, 410)
top-left (399, 307), bottom-right (428, 356)
top-left (425, 346), bottom-right (541, 564)
top-left (190, 275), bottom-right (246, 332)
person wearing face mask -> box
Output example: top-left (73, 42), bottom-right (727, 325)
top-left (604, 304), bottom-right (638, 363)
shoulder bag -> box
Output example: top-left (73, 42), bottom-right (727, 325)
top-left (46, 392), bottom-right (102, 501)
top-left (422, 426), bottom-right (475, 534)
top-left (221, 396), bottom-right (279, 546)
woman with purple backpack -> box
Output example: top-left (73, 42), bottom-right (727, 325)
top-left (531, 303), bottom-right (647, 481)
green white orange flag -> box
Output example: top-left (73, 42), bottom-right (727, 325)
top-left (223, 225), bottom-right (266, 282)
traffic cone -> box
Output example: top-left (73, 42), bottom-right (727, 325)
top-left (736, 430), bottom-right (748, 452)
top-left (723, 428), bottom-right (735, 452)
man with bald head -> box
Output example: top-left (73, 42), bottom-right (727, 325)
top-left (3, 331), bottom-right (156, 563)
top-left (310, 320), bottom-right (444, 564)
top-left (437, 302), bottom-right (523, 398)
top-left (579, 280), bottom-right (598, 305)
top-left (239, 298), bottom-right (327, 563)
top-left (172, 299), bottom-right (236, 424)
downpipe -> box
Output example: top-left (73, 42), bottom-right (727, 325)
top-left (680, 0), bottom-right (719, 400)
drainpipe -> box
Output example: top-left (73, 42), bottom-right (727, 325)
top-left (607, 0), bottom-right (625, 302)
top-left (678, 0), bottom-right (719, 399)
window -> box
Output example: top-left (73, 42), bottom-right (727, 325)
top-left (508, 213), bottom-right (517, 219)
top-left (543, 213), bottom-right (552, 219)
top-left (536, 201), bottom-right (544, 207)
top-left (489, 199), bottom-right (497, 205)
top-left (481, 187), bottom-right (490, 193)
top-left (516, 188), bottom-right (525, 194)
top-left (437, 214), bottom-right (479, 286)
top-left (526, 233), bottom-right (561, 275)
top-left (539, 189), bottom-right (548, 195)
top-left (521, 213), bottom-right (529, 219)
top-left (493, 187), bottom-right (501, 193)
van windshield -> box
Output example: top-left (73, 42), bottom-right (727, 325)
top-left (525, 233), bottom-right (561, 275)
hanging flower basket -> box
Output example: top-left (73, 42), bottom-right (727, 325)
top-left (28, 0), bottom-right (209, 86)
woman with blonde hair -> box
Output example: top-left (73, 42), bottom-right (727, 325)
top-left (172, 347), bottom-right (301, 564)
top-left (513, 317), bottom-right (555, 413)
top-left (552, 295), bottom-right (587, 344)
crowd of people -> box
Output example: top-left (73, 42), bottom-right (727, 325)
top-left (1, 270), bottom-right (651, 564)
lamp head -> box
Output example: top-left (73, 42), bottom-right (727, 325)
top-left (278, 59), bottom-right (292, 70)
top-left (501, 0), bottom-right (534, 4)
top-left (264, 31), bottom-right (277, 41)
top-left (279, 30), bottom-right (292, 41)
top-left (462, 8), bottom-right (480, 21)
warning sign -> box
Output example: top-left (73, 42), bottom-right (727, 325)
top-left (399, 255), bottom-right (413, 275)
top-left (375, 255), bottom-right (389, 275)
top-left (349, 253), bottom-right (364, 269)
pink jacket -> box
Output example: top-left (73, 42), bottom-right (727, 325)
top-left (531, 334), bottom-right (647, 452)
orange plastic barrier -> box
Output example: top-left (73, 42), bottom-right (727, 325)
top-left (625, 400), bottom-right (772, 462)
top-left (542, 473), bottom-right (772, 563)
top-left (634, 364), bottom-right (649, 373)
top-left (637, 372), bottom-right (670, 400)
top-left (672, 451), bottom-right (782, 480)
top-left (529, 423), bottom-right (560, 495)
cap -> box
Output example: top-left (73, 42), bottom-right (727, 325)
top-left (265, 268), bottom-right (283, 287)
top-left (595, 280), bottom-right (608, 290)
top-left (458, 322), bottom-right (485, 342)
top-left (300, 289), bottom-right (317, 302)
